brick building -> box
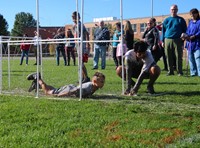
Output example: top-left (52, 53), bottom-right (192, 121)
top-left (76, 12), bottom-right (191, 40)
top-left (23, 12), bottom-right (191, 42)
top-left (22, 12), bottom-right (191, 55)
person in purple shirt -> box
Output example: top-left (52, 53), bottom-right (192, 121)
top-left (183, 8), bottom-right (200, 77)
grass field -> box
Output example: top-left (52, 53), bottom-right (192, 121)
top-left (0, 57), bottom-right (200, 147)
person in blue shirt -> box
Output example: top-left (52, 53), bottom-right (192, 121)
top-left (162, 4), bottom-right (187, 76)
top-left (112, 22), bottom-right (122, 69)
top-left (184, 8), bottom-right (200, 77)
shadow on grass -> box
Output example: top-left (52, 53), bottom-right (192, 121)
top-left (167, 91), bottom-right (200, 97)
top-left (3, 70), bottom-right (36, 72)
top-left (153, 82), bottom-right (198, 85)
top-left (2, 70), bottom-right (36, 76)
top-left (91, 94), bottom-right (126, 100)
top-left (90, 90), bottom-right (200, 101)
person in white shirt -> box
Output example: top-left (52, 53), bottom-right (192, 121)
top-left (33, 31), bottom-right (41, 65)
top-left (116, 41), bottom-right (160, 95)
top-left (130, 41), bottom-right (160, 95)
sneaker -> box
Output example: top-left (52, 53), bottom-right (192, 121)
top-left (82, 77), bottom-right (90, 83)
top-left (129, 89), bottom-right (137, 96)
top-left (92, 67), bottom-right (98, 70)
top-left (162, 68), bottom-right (168, 71)
top-left (178, 73), bottom-right (183, 77)
top-left (178, 72), bottom-right (183, 76)
top-left (166, 72), bottom-right (174, 76)
top-left (147, 86), bottom-right (155, 94)
top-left (28, 80), bottom-right (36, 92)
top-left (124, 88), bottom-right (131, 95)
top-left (27, 72), bottom-right (41, 80)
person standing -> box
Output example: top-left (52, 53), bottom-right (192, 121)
top-left (71, 11), bottom-right (91, 83)
top-left (54, 28), bottom-right (67, 66)
top-left (33, 31), bottom-right (41, 65)
top-left (65, 28), bottom-right (76, 66)
top-left (116, 36), bottom-right (127, 66)
top-left (93, 20), bottom-right (110, 70)
top-left (20, 34), bottom-right (30, 65)
top-left (162, 4), bottom-right (187, 76)
top-left (142, 18), bottom-right (162, 63)
top-left (151, 18), bottom-right (169, 71)
top-left (124, 20), bottom-right (134, 50)
top-left (184, 8), bottom-right (200, 77)
top-left (112, 22), bottom-right (122, 69)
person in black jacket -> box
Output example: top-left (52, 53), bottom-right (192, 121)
top-left (124, 20), bottom-right (134, 50)
top-left (142, 18), bottom-right (162, 63)
top-left (54, 28), bottom-right (67, 66)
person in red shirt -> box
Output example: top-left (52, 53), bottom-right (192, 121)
top-left (20, 34), bottom-right (31, 65)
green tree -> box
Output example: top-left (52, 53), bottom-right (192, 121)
top-left (0, 14), bottom-right (9, 36)
top-left (11, 12), bottom-right (36, 36)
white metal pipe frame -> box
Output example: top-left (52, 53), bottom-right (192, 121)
top-left (0, 0), bottom-right (125, 99)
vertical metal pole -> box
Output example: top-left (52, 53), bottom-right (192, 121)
top-left (7, 41), bottom-right (11, 89)
top-left (151, 0), bottom-right (153, 17)
top-left (0, 36), bottom-right (2, 94)
top-left (120, 0), bottom-right (125, 94)
top-left (76, 0), bottom-right (80, 86)
top-left (36, 0), bottom-right (40, 98)
top-left (79, 0), bottom-right (84, 101)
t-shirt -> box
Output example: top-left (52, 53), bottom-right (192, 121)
top-left (72, 21), bottom-right (89, 54)
top-left (53, 82), bottom-right (94, 98)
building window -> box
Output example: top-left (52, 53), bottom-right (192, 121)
top-left (140, 23), bottom-right (146, 32)
top-left (131, 24), bottom-right (137, 33)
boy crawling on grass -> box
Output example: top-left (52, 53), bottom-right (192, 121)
top-left (27, 72), bottom-right (105, 98)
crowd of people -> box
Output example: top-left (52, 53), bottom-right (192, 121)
top-left (25, 5), bottom-right (200, 97)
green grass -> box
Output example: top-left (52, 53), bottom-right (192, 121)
top-left (0, 57), bottom-right (200, 147)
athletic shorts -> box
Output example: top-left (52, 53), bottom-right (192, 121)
top-left (52, 84), bottom-right (77, 95)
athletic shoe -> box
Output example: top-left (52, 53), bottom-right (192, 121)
top-left (147, 86), bottom-right (155, 94)
top-left (124, 88), bottom-right (131, 95)
top-left (27, 72), bottom-right (41, 80)
top-left (28, 80), bottom-right (36, 92)
top-left (92, 67), bottom-right (98, 70)
top-left (166, 72), bottom-right (174, 76)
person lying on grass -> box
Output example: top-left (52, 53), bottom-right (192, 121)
top-left (27, 72), bottom-right (105, 98)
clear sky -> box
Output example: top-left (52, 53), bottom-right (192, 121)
top-left (1, 0), bottom-right (200, 31)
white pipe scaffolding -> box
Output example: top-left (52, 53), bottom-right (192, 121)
top-left (0, 38), bottom-right (119, 45)
top-left (0, 0), bottom-right (124, 98)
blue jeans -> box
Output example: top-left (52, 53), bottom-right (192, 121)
top-left (188, 49), bottom-right (200, 76)
top-left (93, 45), bottom-right (106, 69)
top-left (56, 46), bottom-right (67, 66)
top-left (20, 50), bottom-right (29, 65)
